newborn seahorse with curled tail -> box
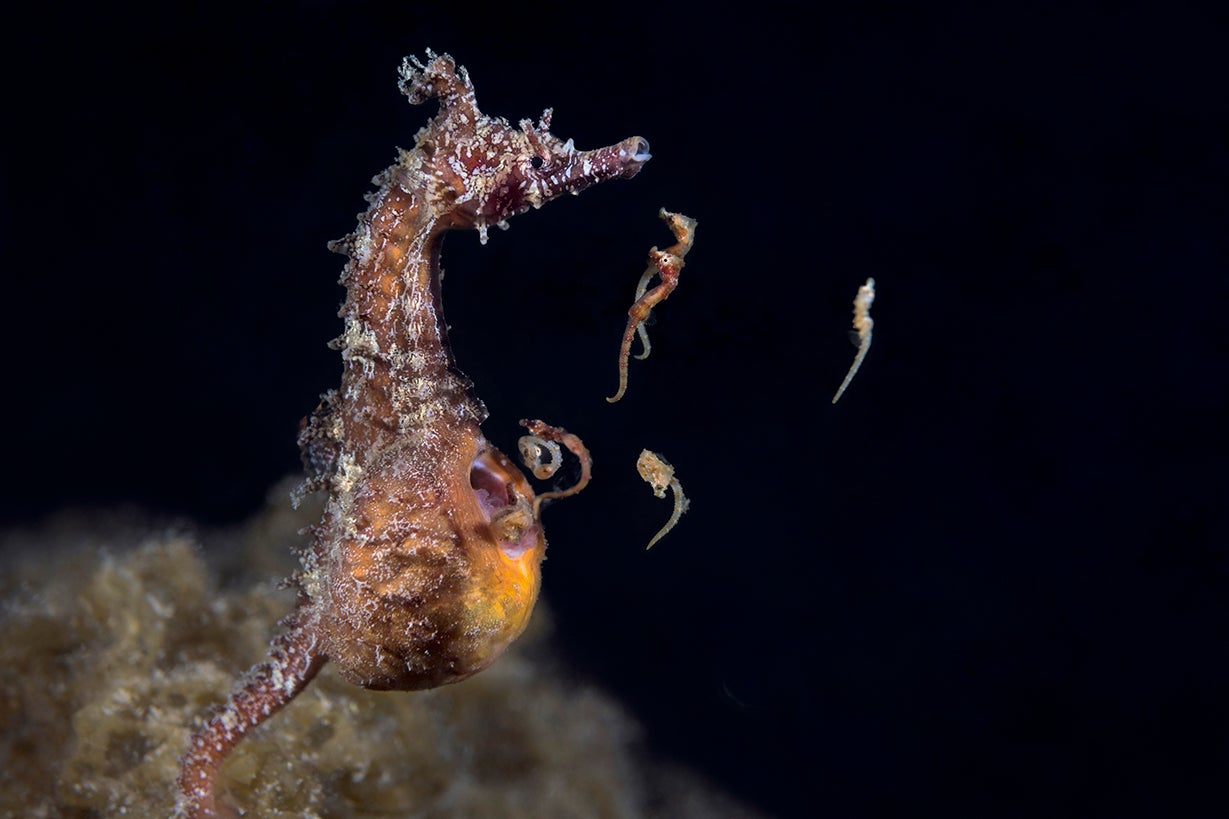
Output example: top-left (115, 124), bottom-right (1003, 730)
top-left (176, 51), bottom-right (649, 817)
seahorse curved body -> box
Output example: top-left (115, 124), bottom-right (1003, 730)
top-left (177, 51), bottom-right (648, 817)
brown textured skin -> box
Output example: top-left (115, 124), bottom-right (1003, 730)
top-left (176, 50), bottom-right (648, 817)
top-left (316, 436), bottom-right (543, 690)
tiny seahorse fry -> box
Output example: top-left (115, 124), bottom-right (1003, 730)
top-left (636, 449), bottom-right (689, 549)
top-left (518, 418), bottom-right (593, 517)
top-left (176, 51), bottom-right (649, 818)
top-left (831, 277), bottom-right (876, 404)
top-left (607, 209), bottom-right (697, 403)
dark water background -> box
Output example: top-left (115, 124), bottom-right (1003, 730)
top-left (4, 2), bottom-right (1227, 816)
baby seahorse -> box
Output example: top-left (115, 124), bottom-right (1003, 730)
top-left (176, 50), bottom-right (649, 818)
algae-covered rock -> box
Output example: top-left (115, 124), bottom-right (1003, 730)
top-left (0, 497), bottom-right (762, 818)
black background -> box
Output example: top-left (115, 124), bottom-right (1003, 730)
top-left (4, 2), bottom-right (1228, 817)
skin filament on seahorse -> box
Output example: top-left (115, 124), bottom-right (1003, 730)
top-left (175, 50), bottom-right (649, 818)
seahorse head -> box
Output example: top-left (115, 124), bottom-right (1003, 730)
top-left (398, 50), bottom-right (650, 242)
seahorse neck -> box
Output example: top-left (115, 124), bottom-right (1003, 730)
top-left (334, 180), bottom-right (483, 457)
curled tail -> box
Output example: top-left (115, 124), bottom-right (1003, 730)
top-left (176, 609), bottom-right (326, 818)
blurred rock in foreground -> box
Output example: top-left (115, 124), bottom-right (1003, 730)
top-left (0, 487), bottom-right (763, 818)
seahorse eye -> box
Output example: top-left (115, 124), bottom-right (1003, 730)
top-left (530, 155), bottom-right (544, 170)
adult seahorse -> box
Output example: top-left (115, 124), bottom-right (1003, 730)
top-left (176, 50), bottom-right (649, 817)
